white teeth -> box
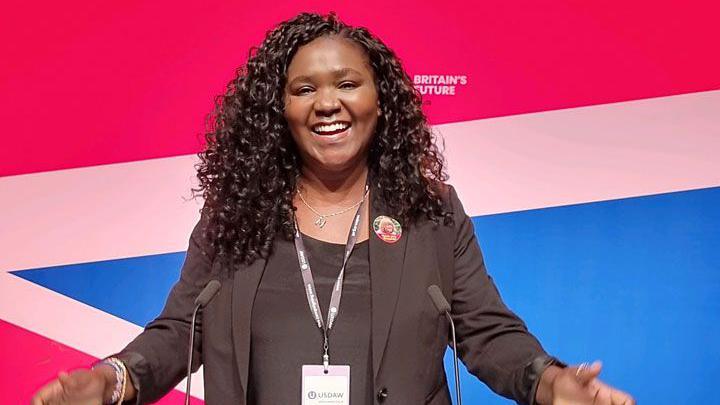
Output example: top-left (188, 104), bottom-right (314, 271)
top-left (314, 122), bottom-right (349, 134)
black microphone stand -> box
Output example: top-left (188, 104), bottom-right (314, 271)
top-left (446, 308), bottom-right (461, 405)
top-left (427, 285), bottom-right (462, 405)
top-left (185, 280), bottom-right (221, 405)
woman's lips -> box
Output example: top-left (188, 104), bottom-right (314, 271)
top-left (311, 125), bottom-right (352, 142)
top-left (312, 126), bottom-right (348, 136)
top-left (311, 121), bottom-right (351, 135)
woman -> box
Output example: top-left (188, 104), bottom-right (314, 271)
top-left (32, 13), bottom-right (634, 405)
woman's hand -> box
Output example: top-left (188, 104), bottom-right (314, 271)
top-left (546, 362), bottom-right (635, 405)
top-left (31, 367), bottom-right (112, 405)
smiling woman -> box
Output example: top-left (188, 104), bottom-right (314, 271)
top-left (32, 12), bottom-right (634, 405)
top-left (191, 13), bottom-right (450, 265)
top-left (284, 37), bottom-right (380, 181)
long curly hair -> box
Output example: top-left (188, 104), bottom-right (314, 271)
top-left (195, 12), bottom-right (450, 266)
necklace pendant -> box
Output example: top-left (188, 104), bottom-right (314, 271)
top-left (314, 216), bottom-right (327, 228)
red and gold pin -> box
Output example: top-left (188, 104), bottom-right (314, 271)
top-left (373, 215), bottom-right (402, 244)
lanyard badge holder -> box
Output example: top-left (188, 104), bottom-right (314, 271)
top-left (293, 185), bottom-right (368, 405)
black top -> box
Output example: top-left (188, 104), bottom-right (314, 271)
top-left (248, 233), bottom-right (373, 405)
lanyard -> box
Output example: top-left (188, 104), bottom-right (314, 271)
top-left (293, 184), bottom-right (369, 371)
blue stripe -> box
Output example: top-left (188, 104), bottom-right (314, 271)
top-left (13, 252), bottom-right (185, 327)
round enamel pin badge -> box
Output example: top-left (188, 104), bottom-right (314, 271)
top-left (373, 215), bottom-right (402, 244)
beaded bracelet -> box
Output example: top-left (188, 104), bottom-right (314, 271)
top-left (93, 357), bottom-right (127, 404)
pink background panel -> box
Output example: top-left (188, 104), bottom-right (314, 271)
top-left (2, 0), bottom-right (720, 176)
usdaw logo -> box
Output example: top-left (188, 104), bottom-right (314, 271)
top-left (413, 74), bottom-right (468, 96)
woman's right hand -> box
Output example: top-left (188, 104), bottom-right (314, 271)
top-left (31, 367), bottom-right (112, 405)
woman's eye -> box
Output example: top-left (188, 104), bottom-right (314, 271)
top-left (339, 81), bottom-right (358, 90)
top-left (296, 87), bottom-right (314, 95)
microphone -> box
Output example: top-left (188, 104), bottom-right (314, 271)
top-left (427, 285), bottom-right (462, 405)
top-left (185, 280), bottom-right (221, 405)
top-left (195, 279), bottom-right (221, 307)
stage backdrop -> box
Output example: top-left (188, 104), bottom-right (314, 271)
top-left (1, 1), bottom-right (719, 403)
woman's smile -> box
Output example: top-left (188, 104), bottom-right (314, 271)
top-left (311, 120), bottom-right (351, 136)
top-left (310, 120), bottom-right (352, 144)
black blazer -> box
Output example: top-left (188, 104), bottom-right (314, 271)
top-left (116, 185), bottom-right (552, 405)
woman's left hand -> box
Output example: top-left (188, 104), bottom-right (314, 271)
top-left (550, 361), bottom-right (635, 405)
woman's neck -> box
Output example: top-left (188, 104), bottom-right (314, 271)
top-left (299, 163), bottom-right (369, 205)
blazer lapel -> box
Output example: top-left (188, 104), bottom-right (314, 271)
top-left (369, 195), bottom-right (409, 381)
top-left (231, 257), bottom-right (267, 396)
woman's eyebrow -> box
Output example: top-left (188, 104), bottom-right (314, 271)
top-left (332, 67), bottom-right (363, 78)
top-left (287, 68), bottom-right (364, 87)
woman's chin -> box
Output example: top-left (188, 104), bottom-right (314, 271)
top-left (310, 155), bottom-right (365, 174)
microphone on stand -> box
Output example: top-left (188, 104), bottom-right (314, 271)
top-left (427, 285), bottom-right (462, 405)
top-left (185, 280), bottom-right (221, 405)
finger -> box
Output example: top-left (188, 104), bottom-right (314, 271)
top-left (592, 379), bottom-right (635, 405)
top-left (593, 385), bottom-right (613, 405)
top-left (57, 371), bottom-right (88, 401)
top-left (57, 372), bottom-right (76, 391)
top-left (609, 387), bottom-right (635, 405)
top-left (31, 387), bottom-right (49, 405)
top-left (31, 389), bottom-right (45, 405)
top-left (576, 361), bottom-right (603, 385)
top-left (31, 379), bottom-right (65, 405)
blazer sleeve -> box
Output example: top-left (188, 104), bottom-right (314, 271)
top-left (113, 217), bottom-right (215, 404)
top-left (447, 186), bottom-right (557, 405)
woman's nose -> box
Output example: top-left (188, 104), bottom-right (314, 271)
top-left (314, 89), bottom-right (341, 116)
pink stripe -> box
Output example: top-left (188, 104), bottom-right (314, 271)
top-left (442, 90), bottom-right (720, 216)
top-left (2, 1), bottom-right (719, 176)
top-left (0, 320), bottom-right (203, 404)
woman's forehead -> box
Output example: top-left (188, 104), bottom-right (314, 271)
top-left (286, 36), bottom-right (372, 80)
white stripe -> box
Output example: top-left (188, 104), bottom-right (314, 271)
top-left (0, 155), bottom-right (202, 272)
top-left (439, 89), bottom-right (720, 216)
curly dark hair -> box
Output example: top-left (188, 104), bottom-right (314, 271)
top-left (195, 12), bottom-right (450, 266)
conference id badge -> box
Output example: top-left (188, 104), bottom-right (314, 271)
top-left (301, 364), bottom-right (350, 405)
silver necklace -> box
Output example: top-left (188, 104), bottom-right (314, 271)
top-left (297, 188), bottom-right (369, 229)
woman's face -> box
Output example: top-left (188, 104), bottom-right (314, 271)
top-left (382, 221), bottom-right (395, 233)
top-left (284, 36), bottom-right (380, 174)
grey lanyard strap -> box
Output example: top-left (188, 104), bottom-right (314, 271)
top-left (293, 184), bottom-right (368, 370)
